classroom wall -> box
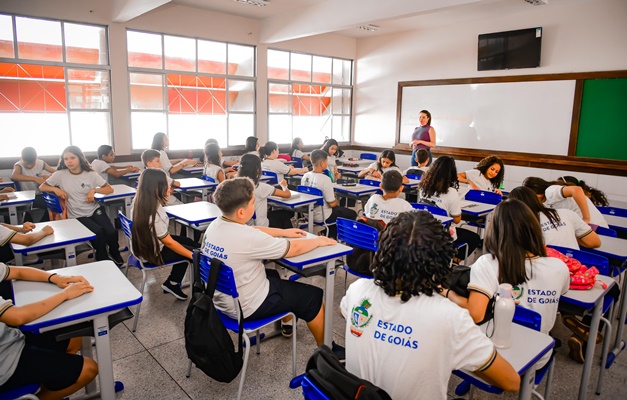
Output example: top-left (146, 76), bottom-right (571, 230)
top-left (351, 0), bottom-right (627, 203)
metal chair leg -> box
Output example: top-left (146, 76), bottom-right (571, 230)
top-left (185, 359), bottom-right (193, 378)
top-left (237, 334), bottom-right (251, 400)
top-left (132, 269), bottom-right (147, 332)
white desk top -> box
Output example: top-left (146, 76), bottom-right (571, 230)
top-left (180, 166), bottom-right (204, 174)
top-left (333, 183), bottom-right (379, 196)
top-left (336, 158), bottom-right (373, 167)
top-left (604, 214), bottom-right (627, 229)
top-left (95, 184), bottom-right (136, 201)
top-left (337, 165), bottom-right (362, 174)
top-left (403, 178), bottom-right (421, 188)
top-left (560, 275), bottom-right (616, 309)
top-left (609, 199), bottom-right (627, 209)
top-left (13, 261), bottom-right (142, 333)
top-left (176, 177), bottom-right (218, 190)
top-left (164, 202), bottom-right (222, 226)
top-left (0, 190), bottom-right (36, 206)
top-left (461, 201), bottom-right (496, 216)
top-left (280, 233), bottom-right (353, 268)
top-left (11, 219), bottom-right (96, 254)
top-left (268, 192), bottom-right (321, 207)
top-left (593, 236), bottom-right (627, 260)
top-left (120, 172), bottom-right (140, 180)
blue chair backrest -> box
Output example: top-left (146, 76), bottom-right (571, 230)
top-left (358, 179), bottom-right (380, 188)
top-left (465, 190), bottom-right (502, 205)
top-left (201, 174), bottom-right (215, 183)
top-left (548, 245), bottom-right (610, 276)
top-left (598, 206), bottom-right (627, 218)
top-left (360, 153), bottom-right (377, 160)
top-left (42, 192), bottom-right (63, 214)
top-left (118, 211), bottom-right (133, 240)
top-left (196, 251), bottom-right (239, 298)
top-left (410, 202), bottom-right (448, 217)
top-left (262, 170), bottom-right (279, 185)
top-left (291, 157), bottom-right (303, 168)
top-left (301, 375), bottom-right (331, 400)
top-left (405, 173), bottom-right (423, 180)
top-left (596, 226), bottom-right (617, 237)
top-left (513, 305), bottom-right (542, 332)
top-left (10, 180), bottom-right (21, 191)
top-left (297, 185), bottom-right (324, 206)
top-left (336, 218), bottom-right (379, 252)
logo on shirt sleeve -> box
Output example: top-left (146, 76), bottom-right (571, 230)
top-left (369, 203), bottom-right (379, 216)
top-left (350, 298), bottom-right (373, 337)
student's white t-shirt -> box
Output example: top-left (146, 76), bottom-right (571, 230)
top-left (364, 194), bottom-right (414, 225)
top-left (340, 279), bottom-right (497, 400)
top-left (129, 199), bottom-right (169, 253)
top-left (261, 158), bottom-right (291, 183)
top-left (0, 225), bottom-right (17, 247)
top-left (0, 263), bottom-right (26, 386)
top-left (464, 169), bottom-right (494, 191)
top-left (13, 159), bottom-right (49, 192)
top-left (44, 170), bottom-right (107, 219)
top-left (158, 150), bottom-right (173, 176)
top-left (361, 162), bottom-right (403, 180)
top-left (201, 217), bottom-right (290, 318)
top-left (250, 182), bottom-right (276, 228)
top-left (203, 164), bottom-right (222, 182)
top-left (145, 168), bottom-right (181, 206)
top-left (301, 171), bottom-right (335, 222)
top-left (291, 149), bottom-right (304, 159)
top-left (327, 154), bottom-right (337, 179)
top-left (91, 159), bottom-right (111, 183)
top-left (539, 208), bottom-right (593, 250)
top-left (544, 185), bottom-right (608, 228)
top-left (420, 187), bottom-right (462, 240)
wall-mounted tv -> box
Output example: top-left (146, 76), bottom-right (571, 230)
top-left (478, 27), bottom-right (542, 71)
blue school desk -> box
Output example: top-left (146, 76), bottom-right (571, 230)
top-left (0, 190), bottom-right (36, 225)
top-left (95, 184), bottom-right (136, 221)
top-left (268, 191), bottom-right (322, 233)
top-left (164, 202), bottom-right (222, 240)
top-left (13, 261), bottom-right (142, 400)
top-left (174, 178), bottom-right (217, 202)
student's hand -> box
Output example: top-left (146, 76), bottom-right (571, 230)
top-left (289, 165), bottom-right (294, 170)
top-left (34, 176), bottom-right (46, 185)
top-left (282, 228), bottom-right (308, 238)
top-left (62, 281), bottom-right (94, 300)
top-left (371, 171), bottom-right (382, 179)
top-left (42, 226), bottom-right (54, 236)
top-left (225, 167), bottom-right (235, 173)
top-left (51, 274), bottom-right (89, 288)
top-left (0, 194), bottom-right (8, 201)
top-left (494, 188), bottom-right (503, 195)
top-left (86, 189), bottom-right (96, 203)
top-left (1, 187), bottom-right (15, 193)
top-left (316, 236), bottom-right (337, 247)
top-left (21, 222), bottom-right (36, 233)
top-left (185, 159), bottom-right (197, 166)
top-left (55, 188), bottom-right (68, 200)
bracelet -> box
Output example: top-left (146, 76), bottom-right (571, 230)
top-left (445, 289), bottom-right (450, 298)
top-left (47, 273), bottom-right (57, 283)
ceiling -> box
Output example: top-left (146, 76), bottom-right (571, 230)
top-left (114, 0), bottom-right (582, 43)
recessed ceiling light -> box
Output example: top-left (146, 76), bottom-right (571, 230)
top-left (233, 0), bottom-right (270, 7)
top-left (356, 25), bottom-right (380, 32)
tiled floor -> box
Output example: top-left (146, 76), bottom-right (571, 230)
top-left (65, 243), bottom-right (627, 399)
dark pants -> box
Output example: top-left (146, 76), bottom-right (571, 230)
top-left (23, 194), bottom-right (49, 223)
top-left (77, 206), bottom-right (120, 261)
top-left (455, 227), bottom-right (482, 260)
top-left (269, 209), bottom-right (294, 229)
top-left (160, 235), bottom-right (199, 283)
top-left (0, 242), bottom-right (13, 263)
top-left (326, 206), bottom-right (358, 239)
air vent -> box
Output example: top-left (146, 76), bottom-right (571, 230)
top-left (524, 0), bottom-right (548, 5)
top-left (356, 25), bottom-right (380, 32)
top-left (233, 0), bottom-right (269, 7)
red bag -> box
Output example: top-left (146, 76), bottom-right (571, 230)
top-left (545, 247), bottom-right (607, 290)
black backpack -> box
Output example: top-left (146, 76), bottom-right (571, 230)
top-left (344, 217), bottom-right (385, 276)
top-left (184, 252), bottom-right (244, 383)
top-left (305, 345), bottom-right (392, 400)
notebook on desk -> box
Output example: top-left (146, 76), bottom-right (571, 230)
top-left (459, 200), bottom-right (477, 208)
top-left (1, 192), bottom-right (17, 200)
top-left (289, 191), bottom-right (301, 199)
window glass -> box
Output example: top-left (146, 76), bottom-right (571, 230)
top-left (168, 114), bottom-right (225, 150)
top-left (268, 83), bottom-right (290, 113)
top-left (131, 111), bottom-right (166, 149)
top-left (228, 80), bottom-right (254, 112)
top-left (64, 23), bottom-right (107, 65)
top-left (228, 43), bottom-right (254, 77)
top-left (16, 17), bottom-right (62, 62)
top-left (267, 49), bottom-right (289, 80)
top-left (333, 58), bottom-right (352, 85)
top-left (0, 15), bottom-right (15, 58)
top-left (127, 31), bottom-right (162, 69)
top-left (312, 56), bottom-right (332, 84)
top-left (164, 35), bottom-right (196, 72)
top-left (228, 113), bottom-right (253, 146)
top-left (290, 53), bottom-right (311, 82)
top-left (0, 113), bottom-right (69, 157)
top-left (70, 111), bottom-right (110, 151)
top-left (198, 40), bottom-right (226, 74)
top-left (129, 73), bottom-right (164, 110)
top-left (67, 69), bottom-right (110, 109)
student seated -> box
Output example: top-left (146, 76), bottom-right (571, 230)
top-left (358, 149), bottom-right (408, 183)
top-left (259, 141), bottom-right (308, 183)
top-left (558, 175), bottom-right (609, 207)
top-left (446, 199), bottom-right (570, 369)
top-left (340, 211), bottom-right (519, 400)
top-left (364, 170), bottom-right (413, 225)
top-left (203, 143), bottom-right (229, 183)
top-left (11, 147), bottom-right (57, 222)
top-left (320, 139), bottom-right (341, 181)
top-left (204, 139), bottom-right (237, 178)
top-left (457, 155), bottom-right (505, 195)
top-left (0, 222), bottom-right (54, 263)
top-left (141, 150), bottom-right (182, 206)
top-left (243, 136), bottom-right (260, 156)
top-left (91, 145), bottom-right (140, 183)
top-left (508, 186), bottom-right (601, 250)
top-left (403, 148), bottom-right (430, 176)
top-left (301, 150), bottom-right (357, 239)
top-left (290, 137), bottom-right (311, 164)
top-left (201, 178), bottom-right (339, 347)
top-left (150, 132), bottom-right (197, 176)
top-left (0, 263), bottom-right (97, 400)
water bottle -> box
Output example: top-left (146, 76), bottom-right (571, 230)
top-left (492, 283), bottom-right (515, 349)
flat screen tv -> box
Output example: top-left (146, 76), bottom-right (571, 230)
top-left (478, 27), bottom-right (542, 71)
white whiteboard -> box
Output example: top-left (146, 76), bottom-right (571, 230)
top-left (399, 80), bottom-right (577, 155)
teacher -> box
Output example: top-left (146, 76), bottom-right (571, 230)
top-left (409, 109), bottom-right (436, 166)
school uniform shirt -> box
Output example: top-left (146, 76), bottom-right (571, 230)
top-left (362, 162), bottom-right (403, 179)
top-left (201, 217), bottom-right (290, 319)
top-left (419, 187), bottom-right (462, 240)
top-left (13, 159), bottom-right (49, 192)
top-left (403, 166), bottom-right (429, 176)
top-left (464, 169), bottom-right (495, 191)
top-left (129, 199), bottom-right (169, 253)
top-left (0, 225), bottom-right (17, 247)
top-left (145, 168), bottom-right (181, 206)
top-left (261, 158), bottom-right (291, 183)
top-left (544, 185), bottom-right (608, 228)
top-left (0, 263), bottom-right (26, 386)
top-left (249, 182), bottom-right (276, 228)
top-left (91, 159), bottom-right (111, 183)
top-left (327, 154), bottom-right (337, 179)
top-left (44, 170), bottom-right (107, 219)
top-left (158, 150), bottom-right (173, 176)
top-left (540, 208), bottom-right (594, 250)
top-left (291, 149), bottom-right (304, 159)
top-left (340, 278), bottom-right (497, 400)
top-left (301, 171), bottom-right (335, 222)
top-left (202, 163), bottom-right (222, 182)
top-left (364, 194), bottom-right (414, 225)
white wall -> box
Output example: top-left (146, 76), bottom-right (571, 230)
top-left (352, 0), bottom-right (627, 203)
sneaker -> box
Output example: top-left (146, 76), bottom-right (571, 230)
top-left (161, 281), bottom-right (188, 301)
top-left (567, 335), bottom-right (585, 364)
top-left (281, 320), bottom-right (293, 338)
top-left (109, 253), bottom-right (124, 267)
top-left (331, 341), bottom-right (346, 363)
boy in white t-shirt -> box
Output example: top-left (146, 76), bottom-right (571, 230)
top-left (11, 147), bottom-right (57, 222)
top-left (91, 145), bottom-right (139, 183)
top-left (364, 170), bottom-right (413, 225)
top-left (403, 148), bottom-right (430, 177)
top-left (201, 178), bottom-right (338, 347)
top-left (340, 211), bottom-right (519, 400)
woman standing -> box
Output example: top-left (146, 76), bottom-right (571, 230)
top-left (409, 110), bottom-right (436, 166)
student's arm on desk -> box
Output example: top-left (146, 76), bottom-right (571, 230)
top-left (0, 267), bottom-right (93, 326)
top-left (87, 183), bottom-right (113, 202)
top-left (273, 182), bottom-right (291, 198)
top-left (161, 234), bottom-right (193, 260)
top-left (40, 182), bottom-right (68, 200)
top-left (474, 354), bottom-right (520, 392)
top-left (445, 289), bottom-right (490, 325)
top-left (562, 186), bottom-right (591, 224)
top-left (106, 165), bottom-right (140, 178)
top-left (9, 225), bottom-right (54, 246)
top-left (253, 227), bottom-right (337, 257)
top-left (11, 164), bottom-right (46, 185)
top-left (169, 159), bottom-right (197, 175)
top-left (579, 230), bottom-right (601, 249)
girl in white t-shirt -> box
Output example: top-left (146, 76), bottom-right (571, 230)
top-left (130, 169), bottom-right (200, 300)
top-left (457, 155), bottom-right (504, 194)
top-left (358, 149), bottom-right (409, 184)
top-left (150, 132), bottom-right (196, 176)
top-left (259, 141), bottom-right (308, 183)
top-left (321, 139), bottom-right (342, 182)
top-left (238, 154), bottom-right (294, 229)
top-left (290, 137), bottom-right (310, 165)
top-left (419, 156), bottom-right (482, 260)
top-left (508, 186), bottom-right (601, 250)
top-left (341, 211), bottom-right (519, 400)
top-left (203, 143), bottom-right (228, 183)
top-left (244, 136), bottom-right (260, 156)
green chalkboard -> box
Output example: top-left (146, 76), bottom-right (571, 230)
top-left (576, 78), bottom-right (627, 160)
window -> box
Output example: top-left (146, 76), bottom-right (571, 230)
top-left (0, 15), bottom-right (110, 157)
top-left (268, 49), bottom-right (352, 145)
top-left (127, 30), bottom-right (255, 150)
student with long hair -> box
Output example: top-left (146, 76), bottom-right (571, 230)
top-left (320, 139), bottom-right (341, 181)
top-left (150, 132), bottom-right (196, 176)
top-left (290, 137), bottom-right (311, 164)
top-left (446, 199), bottom-right (570, 368)
top-left (358, 149), bottom-right (409, 183)
top-left (259, 141), bottom-right (308, 183)
top-left (523, 177), bottom-right (608, 228)
top-left (40, 146), bottom-right (122, 264)
top-left (508, 186), bottom-right (600, 250)
top-left (203, 143), bottom-right (227, 183)
top-left (244, 136), bottom-right (260, 156)
top-left (341, 211), bottom-right (519, 399)
top-left (130, 169), bottom-right (199, 300)
top-left (458, 155), bottom-right (505, 194)
top-left (419, 156), bottom-right (482, 260)
top-left (558, 175), bottom-right (610, 207)
top-left (238, 154), bottom-right (293, 229)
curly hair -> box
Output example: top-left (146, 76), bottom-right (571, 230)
top-left (475, 155), bottom-right (504, 190)
top-left (372, 211), bottom-right (456, 302)
top-left (559, 175), bottom-right (609, 207)
top-left (419, 155), bottom-right (459, 199)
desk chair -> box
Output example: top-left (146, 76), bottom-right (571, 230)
top-left (595, 226), bottom-right (617, 237)
top-left (201, 174), bottom-right (215, 183)
top-left (359, 153), bottom-right (377, 160)
top-left (410, 203), bottom-right (469, 261)
top-left (465, 189), bottom-right (502, 205)
top-left (358, 179), bottom-right (383, 194)
top-left (262, 170), bottom-right (279, 185)
top-left (296, 185), bottom-right (334, 237)
top-left (291, 157), bottom-right (304, 168)
top-left (0, 384), bottom-right (39, 400)
top-left (118, 211), bottom-right (191, 332)
top-left (598, 206), bottom-right (627, 218)
top-left (336, 217), bottom-right (379, 287)
top-left (186, 250), bottom-right (297, 400)
top-left (405, 172), bottom-right (423, 180)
